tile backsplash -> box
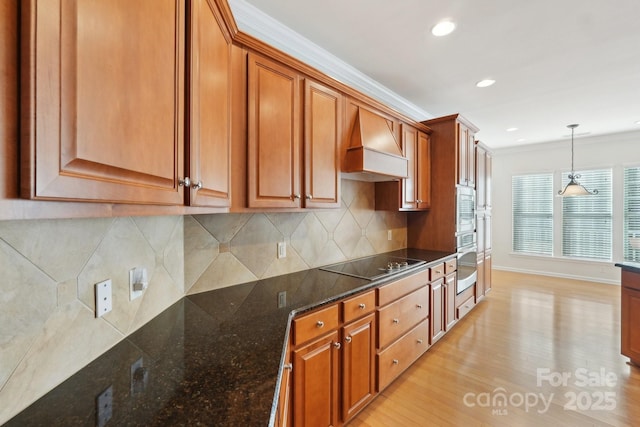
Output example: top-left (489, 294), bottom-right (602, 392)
top-left (0, 179), bottom-right (406, 423)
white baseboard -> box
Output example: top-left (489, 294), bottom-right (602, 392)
top-left (492, 265), bottom-right (620, 286)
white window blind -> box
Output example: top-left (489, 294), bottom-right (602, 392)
top-left (512, 174), bottom-right (553, 255)
top-left (624, 167), bottom-right (640, 262)
top-left (561, 169), bottom-right (612, 260)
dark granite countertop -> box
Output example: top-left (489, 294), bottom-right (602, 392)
top-left (615, 262), bottom-right (640, 274)
top-left (6, 249), bottom-right (453, 427)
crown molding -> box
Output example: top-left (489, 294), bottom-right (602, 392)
top-left (228, 0), bottom-right (432, 122)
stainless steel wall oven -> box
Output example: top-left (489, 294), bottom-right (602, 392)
top-left (456, 186), bottom-right (477, 294)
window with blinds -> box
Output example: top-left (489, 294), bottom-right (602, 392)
top-left (512, 174), bottom-right (553, 255)
top-left (561, 169), bottom-right (612, 260)
top-left (624, 167), bottom-right (640, 262)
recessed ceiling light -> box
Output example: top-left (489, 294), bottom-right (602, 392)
top-left (431, 21), bottom-right (456, 37)
top-left (635, 120), bottom-right (640, 125)
top-left (516, 138), bottom-right (527, 143)
top-left (476, 79), bottom-right (496, 88)
top-left (506, 127), bottom-right (518, 132)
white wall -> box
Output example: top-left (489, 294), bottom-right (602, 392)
top-left (492, 129), bottom-right (640, 284)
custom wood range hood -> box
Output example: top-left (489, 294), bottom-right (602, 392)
top-left (342, 108), bottom-right (408, 182)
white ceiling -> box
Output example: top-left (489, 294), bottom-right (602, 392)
top-left (235, 0), bottom-right (640, 149)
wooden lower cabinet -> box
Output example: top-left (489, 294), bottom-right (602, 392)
top-left (293, 331), bottom-right (340, 427)
top-left (430, 278), bottom-right (445, 344)
top-left (378, 319), bottom-right (430, 390)
top-left (444, 272), bottom-right (457, 330)
top-left (621, 270), bottom-right (640, 366)
top-left (284, 261), bottom-right (475, 425)
top-left (341, 313), bottom-right (376, 422)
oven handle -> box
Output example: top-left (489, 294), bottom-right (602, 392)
top-left (457, 244), bottom-right (477, 256)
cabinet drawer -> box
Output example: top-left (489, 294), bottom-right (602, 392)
top-left (377, 318), bottom-right (430, 391)
top-left (377, 270), bottom-right (428, 306)
top-left (445, 258), bottom-right (457, 274)
top-left (293, 304), bottom-right (339, 346)
top-left (430, 263), bottom-right (445, 281)
top-left (457, 295), bottom-right (476, 319)
top-left (378, 286), bottom-right (429, 349)
top-left (342, 290), bottom-right (376, 323)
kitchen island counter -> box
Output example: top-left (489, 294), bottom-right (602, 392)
top-left (6, 249), bottom-right (453, 426)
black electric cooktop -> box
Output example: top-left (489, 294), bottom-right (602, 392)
top-left (320, 255), bottom-right (426, 280)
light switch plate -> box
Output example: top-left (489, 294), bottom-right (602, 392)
top-left (277, 242), bottom-right (286, 259)
top-left (95, 279), bottom-right (112, 318)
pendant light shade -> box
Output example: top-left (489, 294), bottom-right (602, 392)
top-left (558, 124), bottom-right (598, 196)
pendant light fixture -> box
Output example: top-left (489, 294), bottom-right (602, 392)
top-left (558, 124), bottom-right (598, 196)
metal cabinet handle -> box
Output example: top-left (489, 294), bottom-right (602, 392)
top-left (333, 342), bottom-right (341, 349)
top-left (192, 180), bottom-right (203, 190)
top-left (392, 359), bottom-right (399, 365)
top-left (358, 303), bottom-right (366, 310)
top-left (283, 363), bottom-right (292, 370)
top-left (306, 194), bottom-right (313, 200)
top-left (392, 318), bottom-right (400, 324)
top-left (345, 336), bottom-right (352, 344)
top-left (417, 339), bottom-right (423, 344)
top-left (293, 194), bottom-right (301, 200)
top-left (316, 321), bottom-right (324, 328)
top-left (416, 304), bottom-right (423, 309)
top-left (179, 177), bottom-right (191, 187)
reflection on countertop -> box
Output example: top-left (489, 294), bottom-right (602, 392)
top-left (6, 249), bottom-right (452, 426)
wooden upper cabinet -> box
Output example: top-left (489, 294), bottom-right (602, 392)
top-left (457, 122), bottom-right (476, 188)
top-left (247, 52), bottom-right (301, 208)
top-left (21, 0), bottom-right (185, 204)
top-left (376, 122), bottom-right (430, 211)
top-left (187, 0), bottom-right (232, 207)
top-left (303, 80), bottom-right (342, 208)
top-left (401, 124), bottom-right (418, 209)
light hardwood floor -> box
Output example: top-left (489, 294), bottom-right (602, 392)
top-left (350, 270), bottom-right (640, 426)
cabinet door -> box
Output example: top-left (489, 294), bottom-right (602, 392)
top-left (622, 286), bottom-right (640, 365)
top-left (457, 123), bottom-right (469, 186)
top-left (401, 123), bottom-right (418, 209)
top-left (484, 252), bottom-right (492, 294)
top-left (21, 0), bottom-right (185, 204)
top-left (342, 313), bottom-right (376, 422)
top-left (444, 273), bottom-right (457, 330)
top-left (486, 151), bottom-right (492, 210)
top-left (247, 52), bottom-right (301, 208)
top-left (467, 130), bottom-right (476, 188)
top-left (187, 0), bottom-right (231, 207)
top-left (430, 278), bottom-right (445, 343)
top-left (304, 80), bottom-right (341, 208)
top-left (476, 145), bottom-right (486, 210)
top-left (293, 331), bottom-right (339, 427)
top-left (416, 131), bottom-right (431, 209)
top-left (476, 255), bottom-right (485, 299)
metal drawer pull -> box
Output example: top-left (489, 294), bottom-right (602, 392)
top-left (333, 342), bottom-right (341, 349)
top-left (345, 336), bottom-right (352, 343)
top-left (392, 318), bottom-right (400, 324)
top-left (358, 303), bottom-right (366, 309)
top-left (284, 363), bottom-right (292, 370)
top-left (392, 359), bottom-right (399, 365)
top-left (192, 180), bottom-right (203, 190)
top-left (416, 304), bottom-right (423, 309)
top-left (417, 339), bottom-right (423, 344)
top-left (316, 321), bottom-right (324, 328)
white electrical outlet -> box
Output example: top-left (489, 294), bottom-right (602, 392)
top-left (388, 230), bottom-right (392, 241)
top-left (277, 242), bottom-right (286, 259)
top-left (95, 279), bottom-right (112, 318)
